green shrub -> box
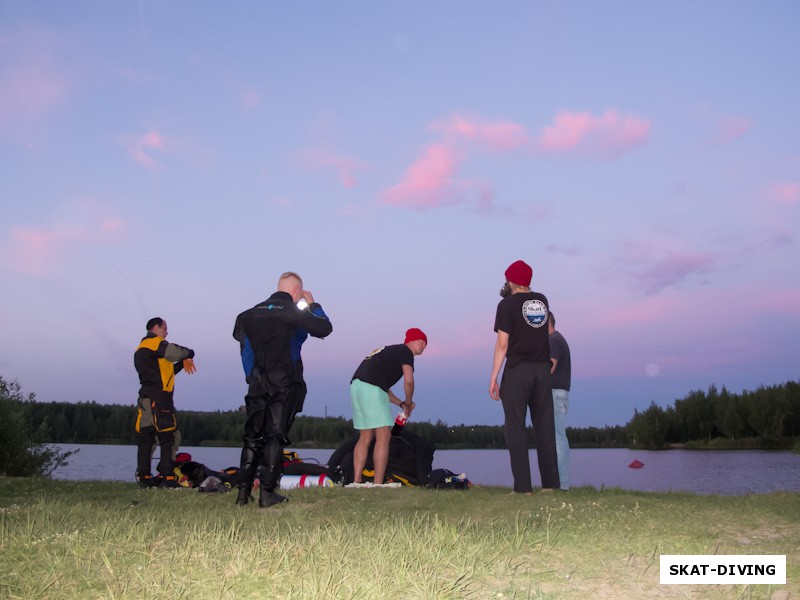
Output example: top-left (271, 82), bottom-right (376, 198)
top-left (0, 376), bottom-right (76, 476)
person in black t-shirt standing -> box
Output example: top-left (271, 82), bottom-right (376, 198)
top-left (489, 260), bottom-right (559, 493)
top-left (349, 328), bottom-right (428, 485)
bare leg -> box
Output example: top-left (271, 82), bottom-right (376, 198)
top-left (353, 429), bottom-right (375, 483)
top-left (372, 426), bottom-right (392, 484)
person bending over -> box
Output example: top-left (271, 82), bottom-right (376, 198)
top-left (350, 328), bottom-right (427, 485)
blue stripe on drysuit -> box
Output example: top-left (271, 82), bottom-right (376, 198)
top-left (291, 304), bottom-right (328, 363)
top-left (241, 335), bottom-right (255, 376)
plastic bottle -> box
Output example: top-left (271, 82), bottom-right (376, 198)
top-left (392, 410), bottom-right (408, 436)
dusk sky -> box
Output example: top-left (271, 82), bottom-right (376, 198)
top-left (2, 2), bottom-right (798, 430)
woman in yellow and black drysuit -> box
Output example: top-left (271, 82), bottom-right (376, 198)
top-left (134, 317), bottom-right (195, 485)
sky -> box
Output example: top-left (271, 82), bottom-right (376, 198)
top-left (1, 2), bottom-right (798, 430)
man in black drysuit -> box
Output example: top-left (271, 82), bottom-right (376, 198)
top-left (232, 271), bottom-right (332, 507)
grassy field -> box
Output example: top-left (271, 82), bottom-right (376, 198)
top-left (0, 478), bottom-right (797, 599)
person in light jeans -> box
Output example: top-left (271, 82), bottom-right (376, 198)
top-left (548, 312), bottom-right (571, 490)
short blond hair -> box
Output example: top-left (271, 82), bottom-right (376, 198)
top-left (278, 271), bottom-right (303, 286)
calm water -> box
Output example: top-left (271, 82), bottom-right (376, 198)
top-left (49, 443), bottom-right (800, 495)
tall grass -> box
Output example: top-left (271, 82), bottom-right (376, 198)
top-left (1, 478), bottom-right (797, 599)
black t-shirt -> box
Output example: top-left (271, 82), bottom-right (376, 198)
top-left (549, 330), bottom-right (571, 390)
top-left (494, 291), bottom-right (550, 368)
top-left (351, 344), bottom-right (414, 391)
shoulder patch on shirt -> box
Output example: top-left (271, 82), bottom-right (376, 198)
top-left (521, 299), bottom-right (548, 328)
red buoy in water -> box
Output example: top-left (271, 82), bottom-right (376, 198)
top-left (628, 459), bottom-right (645, 469)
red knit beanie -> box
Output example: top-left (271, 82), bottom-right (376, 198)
top-left (404, 328), bottom-right (428, 345)
top-left (504, 260), bottom-right (532, 287)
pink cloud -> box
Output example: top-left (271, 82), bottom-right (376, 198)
top-left (5, 227), bottom-right (63, 273)
top-left (0, 28), bottom-right (70, 134)
top-left (764, 182), bottom-right (800, 205)
top-left (122, 129), bottom-right (169, 169)
top-left (337, 203), bottom-right (362, 216)
top-left (633, 252), bottom-right (716, 294)
top-left (4, 225), bottom-right (81, 274)
top-left (314, 154), bottom-right (363, 188)
top-left (383, 115), bottom-right (529, 211)
top-left (472, 183), bottom-right (513, 216)
top-left (383, 109), bottom-right (649, 211)
top-left (710, 116), bottom-right (752, 144)
top-left (616, 240), bottom-right (717, 295)
top-left (382, 143), bottom-right (466, 209)
top-left (292, 147), bottom-right (367, 188)
top-left (431, 115), bottom-right (529, 151)
top-left (536, 109), bottom-right (651, 158)
top-left (1, 202), bottom-right (125, 274)
top-left (101, 217), bottom-right (125, 232)
top-left (140, 130), bottom-right (165, 150)
top-left (122, 129), bottom-right (214, 170)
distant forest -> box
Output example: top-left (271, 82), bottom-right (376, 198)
top-left (627, 380), bottom-right (800, 450)
top-left (10, 379), bottom-right (799, 451)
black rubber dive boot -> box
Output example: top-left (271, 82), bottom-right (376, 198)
top-left (235, 444), bottom-right (258, 506)
top-left (259, 488), bottom-right (288, 508)
top-left (258, 438), bottom-right (287, 508)
top-left (236, 485), bottom-right (253, 506)
top-left (157, 474), bottom-right (181, 488)
top-left (136, 474), bottom-right (155, 489)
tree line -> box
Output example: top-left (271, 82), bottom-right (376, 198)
top-left (19, 395), bottom-right (625, 450)
top-left (4, 376), bottom-right (799, 453)
top-left (627, 381), bottom-right (800, 449)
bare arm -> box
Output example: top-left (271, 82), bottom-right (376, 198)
top-left (387, 388), bottom-right (403, 407)
top-left (489, 330), bottom-right (509, 401)
top-left (401, 364), bottom-right (416, 417)
top-left (550, 357), bottom-right (558, 375)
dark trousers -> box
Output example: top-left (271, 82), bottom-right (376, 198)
top-left (239, 371), bottom-right (291, 493)
top-left (284, 379), bottom-right (307, 438)
top-left (500, 361), bottom-right (560, 492)
top-left (136, 427), bottom-right (175, 477)
top-left (135, 394), bottom-right (176, 477)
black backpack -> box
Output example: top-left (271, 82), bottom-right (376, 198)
top-left (328, 429), bottom-right (434, 486)
top-left (429, 468), bottom-right (470, 490)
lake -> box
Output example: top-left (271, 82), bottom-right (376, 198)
top-left (49, 443), bottom-right (800, 495)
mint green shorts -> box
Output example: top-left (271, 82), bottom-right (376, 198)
top-left (350, 379), bottom-right (393, 430)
